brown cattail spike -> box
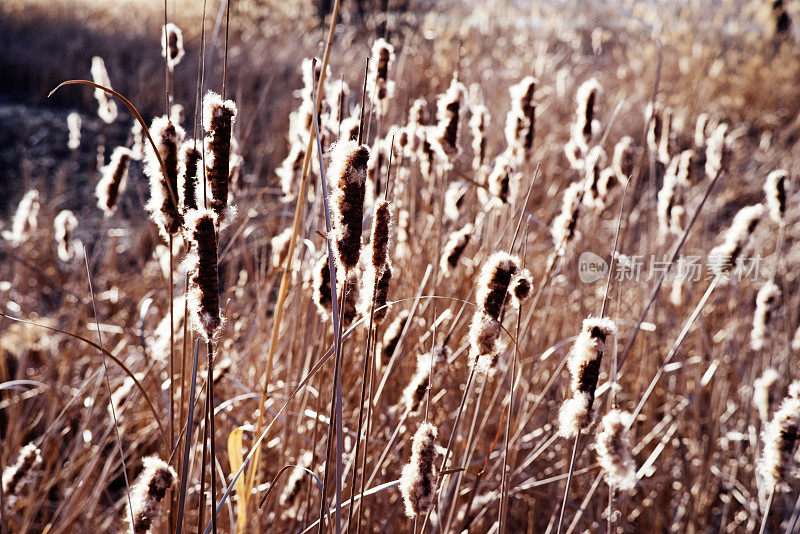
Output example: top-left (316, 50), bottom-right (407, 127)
top-left (2, 443), bottom-right (42, 509)
top-left (436, 78), bottom-right (467, 156)
top-left (709, 203), bottom-right (764, 277)
top-left (184, 209), bottom-right (222, 341)
top-left (203, 91), bottom-right (238, 225)
top-left (125, 456), bottom-right (177, 534)
top-left (558, 317), bottom-right (616, 438)
top-left (145, 116), bottom-right (184, 239)
top-left (54, 210), bottom-right (80, 262)
top-left (179, 142), bottom-right (202, 213)
top-left (367, 39), bottom-right (396, 117)
top-left (764, 169), bottom-right (788, 226)
top-left (595, 410), bottom-right (637, 491)
top-left (400, 422), bottom-right (439, 517)
top-left (161, 23), bottom-right (185, 70)
top-left (759, 385), bottom-right (800, 493)
top-left (97, 147), bottom-right (133, 215)
top-left (328, 140), bottom-right (370, 272)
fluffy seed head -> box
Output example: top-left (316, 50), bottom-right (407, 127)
top-left (328, 140), bottom-right (370, 272)
top-left (367, 39), bottom-right (396, 117)
top-left (754, 369), bottom-right (780, 421)
top-left (444, 180), bottom-right (468, 221)
top-left (504, 76), bottom-right (537, 164)
top-left (612, 136), bottom-right (634, 183)
top-left (708, 203), bottom-right (764, 276)
top-left (705, 123), bottom-right (730, 179)
top-left (381, 310), bottom-right (410, 363)
top-left (559, 317), bottom-right (616, 437)
top-left (440, 223), bottom-right (473, 276)
top-left (573, 78), bottom-right (601, 150)
top-left (54, 210), bottom-right (79, 262)
top-left (751, 280), bottom-right (781, 351)
top-left (203, 91), bottom-right (238, 225)
top-left (400, 422), bottom-right (438, 517)
top-left (6, 189), bottom-right (40, 244)
top-left (595, 410), bottom-right (637, 491)
top-left (764, 169), bottom-right (788, 225)
top-left (551, 182), bottom-right (583, 254)
top-left (471, 104), bottom-right (490, 170)
top-left (2, 443), bottom-right (42, 508)
top-left (178, 142), bottom-right (202, 214)
top-left (145, 116), bottom-right (184, 239)
top-left (184, 209), bottom-right (222, 341)
top-left (97, 147), bottom-right (133, 215)
top-left (436, 78), bottom-right (467, 156)
top-left (161, 23), bottom-right (185, 70)
top-left (67, 112), bottom-right (81, 150)
top-left (312, 255), bottom-right (333, 320)
top-left (90, 56), bottom-right (117, 123)
top-left (124, 456), bottom-right (177, 533)
top-left (759, 388), bottom-right (800, 493)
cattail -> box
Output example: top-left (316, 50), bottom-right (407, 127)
top-left (764, 169), bottom-right (788, 225)
top-left (418, 128), bottom-right (437, 179)
top-left (367, 38), bottom-right (396, 117)
top-left (582, 146), bottom-right (607, 210)
top-left (401, 347), bottom-right (450, 416)
top-left (440, 223), bottom-right (473, 276)
top-left (612, 136), bottom-right (634, 184)
top-left (773, 0), bottom-right (792, 35)
top-left (751, 280), bottom-right (781, 351)
top-left (407, 98), bottom-right (429, 153)
top-left (341, 272), bottom-right (360, 329)
top-left (54, 210), bottom-right (79, 262)
top-left (203, 91), bottom-right (238, 225)
top-left (558, 317), bottom-right (616, 438)
top-left (184, 209), bottom-right (222, 341)
top-left (551, 182), bottom-right (583, 255)
top-left (312, 255), bottom-right (333, 319)
top-left (280, 451), bottom-right (313, 508)
top-left (758, 384), bottom-right (800, 493)
top-left (573, 78), bottom-right (601, 151)
top-left (400, 422), bottom-right (438, 518)
top-left (178, 142), bottom-right (201, 213)
top-left (2, 443), bottom-right (42, 508)
top-left (694, 113), bottom-right (710, 148)
top-left (328, 140), bottom-right (370, 272)
top-left (704, 123), bottom-right (730, 180)
top-left (754, 369), bottom-right (780, 421)
top-left (67, 112), bottom-right (81, 150)
top-left (131, 119), bottom-right (145, 160)
top-left (504, 76), bottom-right (537, 164)
top-left (338, 115), bottom-right (361, 143)
top-left (645, 103), bottom-right (668, 163)
top-left (381, 309), bottom-right (410, 365)
top-left (97, 147), bottom-right (133, 215)
top-left (436, 78), bottom-right (467, 157)
top-left (326, 79), bottom-right (351, 130)
top-left (372, 263), bottom-right (393, 324)
top-left (145, 116), bottom-right (184, 238)
top-left (595, 410), bottom-right (636, 491)
top-left (5, 189), bottom-right (40, 244)
top-left (90, 56), bottom-right (117, 123)
top-left (124, 456), bottom-right (177, 533)
top-left (708, 203), bottom-right (764, 277)
top-left (370, 199), bottom-right (393, 269)
top-left (277, 143), bottom-right (307, 199)
top-left (563, 137), bottom-right (585, 170)
top-left (271, 227), bottom-right (293, 269)
top-left (488, 155), bottom-right (515, 205)
top-left (161, 23), bottom-right (185, 70)
top-left (468, 252), bottom-right (531, 373)
top-left (444, 181), bottom-right (468, 221)
top-left (657, 155), bottom-right (682, 238)
top-left (470, 104), bottom-right (490, 170)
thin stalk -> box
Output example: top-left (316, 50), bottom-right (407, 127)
top-left (176, 341), bottom-right (201, 534)
top-left (758, 489), bottom-right (775, 534)
top-left (555, 433), bottom-right (581, 534)
top-left (208, 341), bottom-right (217, 534)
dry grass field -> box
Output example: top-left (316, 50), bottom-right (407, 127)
top-left (2, 0), bottom-right (800, 532)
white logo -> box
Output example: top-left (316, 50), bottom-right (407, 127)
top-left (578, 251), bottom-right (608, 283)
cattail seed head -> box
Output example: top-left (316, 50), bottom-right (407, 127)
top-left (203, 91), bottom-right (238, 225)
top-left (161, 23), bottom-right (185, 70)
top-left (559, 317), bottom-right (616, 438)
top-left (595, 410), bottom-right (637, 491)
top-left (505, 76), bottom-right (537, 164)
top-left (657, 155), bottom-right (683, 238)
top-left (704, 123), bottom-right (730, 180)
top-left (312, 255), bottom-right (333, 320)
top-left (436, 78), bottom-right (467, 157)
top-left (367, 39), bottom-right (396, 117)
top-left (440, 223), bottom-right (473, 276)
top-left (54, 210), bottom-right (80, 262)
top-left (67, 112), bottom-right (81, 150)
top-left (764, 169), bottom-right (788, 225)
top-left (5, 189), bottom-right (40, 244)
top-left (97, 147), bottom-right (133, 215)
top-left (401, 347), bottom-right (450, 416)
top-left (178, 142), bottom-right (201, 214)
top-left (277, 143), bottom-right (307, 199)
top-left (2, 443), bottom-right (42, 509)
top-left (573, 78), bottom-right (601, 151)
top-left (759, 386), bottom-right (800, 493)
top-left (488, 155), bottom-right (516, 205)
top-left (271, 228), bottom-right (293, 269)
top-left (443, 180), bottom-right (467, 221)
top-left (754, 368), bottom-right (780, 421)
top-left (612, 136), bottom-right (634, 184)
top-left (470, 104), bottom-right (490, 170)
top-left (90, 56), bottom-right (117, 123)
top-left (709, 203), bottom-right (764, 277)
top-left (382, 310), bottom-right (410, 363)
top-left (751, 280), bottom-right (781, 351)
top-left (145, 116), bottom-right (184, 239)
top-left (125, 456), bottom-right (177, 533)
top-left (400, 422), bottom-right (439, 518)
top-left (583, 146), bottom-right (607, 210)
top-left (372, 263), bottom-right (393, 325)
top-left (326, 79), bottom-right (351, 129)
top-left (551, 182), bottom-right (583, 254)
top-left (328, 140), bottom-right (370, 272)
top-left (184, 209), bottom-right (222, 341)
